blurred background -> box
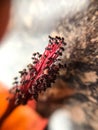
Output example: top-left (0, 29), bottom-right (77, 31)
top-left (0, 0), bottom-right (90, 88)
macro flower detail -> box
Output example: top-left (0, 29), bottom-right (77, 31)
top-left (0, 36), bottom-right (66, 129)
top-left (11, 36), bottom-right (66, 105)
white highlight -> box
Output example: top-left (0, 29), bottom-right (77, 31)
top-left (48, 109), bottom-right (73, 130)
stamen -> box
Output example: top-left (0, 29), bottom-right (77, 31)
top-left (10, 36), bottom-right (67, 105)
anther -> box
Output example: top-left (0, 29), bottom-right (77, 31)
top-left (63, 42), bottom-right (67, 45)
top-left (32, 53), bottom-right (36, 56)
top-left (49, 35), bottom-right (54, 40)
top-left (55, 36), bottom-right (61, 40)
top-left (60, 47), bottom-right (65, 51)
top-left (14, 77), bottom-right (18, 80)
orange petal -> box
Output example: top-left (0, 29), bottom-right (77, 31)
top-left (0, 82), bottom-right (11, 118)
top-left (27, 100), bottom-right (37, 109)
top-left (0, 82), bottom-right (8, 92)
top-left (1, 105), bottom-right (48, 130)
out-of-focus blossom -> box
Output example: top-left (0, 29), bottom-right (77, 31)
top-left (0, 0), bottom-right (11, 41)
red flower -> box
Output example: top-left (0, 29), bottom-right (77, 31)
top-left (0, 36), bottom-right (66, 130)
top-left (11, 36), bottom-right (66, 105)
